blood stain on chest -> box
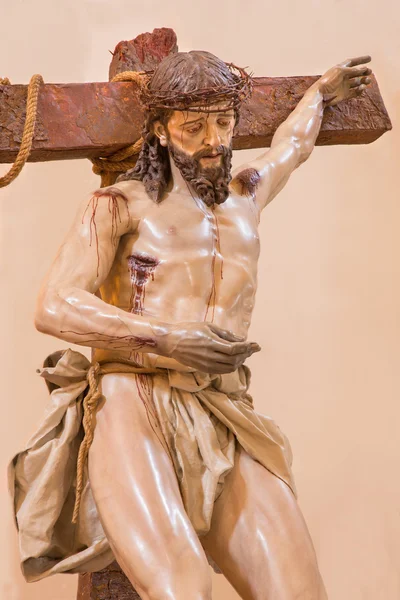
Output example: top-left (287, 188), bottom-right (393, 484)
top-left (127, 252), bottom-right (160, 314)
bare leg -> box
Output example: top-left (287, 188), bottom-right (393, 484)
top-left (201, 445), bottom-right (328, 600)
top-left (88, 373), bottom-right (212, 600)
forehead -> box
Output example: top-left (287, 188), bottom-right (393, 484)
top-left (168, 103), bottom-right (235, 125)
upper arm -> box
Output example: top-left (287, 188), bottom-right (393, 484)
top-left (231, 137), bottom-right (304, 212)
top-left (41, 185), bottom-right (133, 297)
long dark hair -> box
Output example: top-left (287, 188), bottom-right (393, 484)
top-left (116, 51), bottom-right (244, 202)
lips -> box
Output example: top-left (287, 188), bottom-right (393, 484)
top-left (201, 153), bottom-right (222, 158)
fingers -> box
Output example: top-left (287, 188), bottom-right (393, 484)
top-left (345, 66), bottom-right (372, 79)
top-left (213, 345), bottom-right (259, 364)
top-left (206, 323), bottom-right (260, 355)
top-left (204, 337), bottom-right (252, 356)
top-left (349, 76), bottom-right (371, 88)
top-left (229, 341), bottom-right (261, 355)
top-left (347, 84), bottom-right (368, 98)
top-left (206, 351), bottom-right (254, 373)
top-left (185, 342), bottom-right (261, 374)
top-left (342, 55), bottom-right (371, 68)
top-left (207, 323), bottom-right (245, 342)
top-left (213, 346), bottom-right (259, 373)
top-left (168, 322), bottom-right (262, 371)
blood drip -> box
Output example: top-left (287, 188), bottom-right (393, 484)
top-left (204, 208), bottom-right (223, 322)
top-left (127, 252), bottom-right (160, 315)
top-left (134, 372), bottom-right (175, 465)
top-left (61, 327), bottom-right (172, 462)
top-left (82, 187), bottom-right (130, 278)
top-left (60, 330), bottom-right (157, 351)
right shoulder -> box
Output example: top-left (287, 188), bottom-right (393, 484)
top-left (88, 179), bottom-right (149, 205)
top-left (105, 179), bottom-right (152, 216)
top-left (77, 179), bottom-right (151, 230)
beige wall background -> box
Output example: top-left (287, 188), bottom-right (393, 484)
top-left (1, 0), bottom-right (399, 598)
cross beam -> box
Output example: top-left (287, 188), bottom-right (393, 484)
top-left (0, 28), bottom-right (391, 165)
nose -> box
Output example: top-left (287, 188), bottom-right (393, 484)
top-left (203, 123), bottom-right (221, 148)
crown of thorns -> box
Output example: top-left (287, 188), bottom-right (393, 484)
top-left (139, 62), bottom-right (253, 112)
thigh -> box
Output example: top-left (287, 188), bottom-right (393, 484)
top-left (201, 445), bottom-right (328, 600)
top-left (88, 372), bottom-right (211, 600)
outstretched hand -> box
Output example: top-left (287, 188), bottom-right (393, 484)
top-left (318, 55), bottom-right (372, 107)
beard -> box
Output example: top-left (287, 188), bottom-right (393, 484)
top-left (167, 142), bottom-right (233, 207)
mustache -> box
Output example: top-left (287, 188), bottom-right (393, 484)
top-left (167, 141), bottom-right (233, 206)
top-left (192, 145), bottom-right (229, 161)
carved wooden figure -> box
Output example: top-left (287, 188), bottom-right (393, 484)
top-left (6, 28), bottom-right (391, 600)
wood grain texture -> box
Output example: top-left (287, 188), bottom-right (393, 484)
top-left (0, 74), bottom-right (391, 163)
top-left (0, 26), bottom-right (391, 164)
top-left (109, 27), bottom-right (178, 79)
top-left (76, 562), bottom-right (142, 600)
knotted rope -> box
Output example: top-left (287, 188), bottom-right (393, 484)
top-left (72, 359), bottom-right (162, 524)
top-left (0, 71), bottom-right (147, 189)
top-left (0, 74), bottom-right (44, 188)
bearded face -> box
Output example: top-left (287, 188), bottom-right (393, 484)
top-left (116, 51), bottom-right (251, 204)
top-left (167, 141), bottom-right (233, 207)
top-left (118, 107), bottom-right (236, 205)
top-left (156, 107), bottom-right (236, 207)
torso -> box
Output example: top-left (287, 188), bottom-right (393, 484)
top-left (94, 180), bottom-right (261, 367)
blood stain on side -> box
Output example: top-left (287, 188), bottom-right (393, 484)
top-left (127, 252), bottom-right (160, 315)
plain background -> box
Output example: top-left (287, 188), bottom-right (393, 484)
top-left (1, 0), bottom-right (399, 598)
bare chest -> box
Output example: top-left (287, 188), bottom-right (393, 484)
top-left (102, 193), bottom-right (260, 320)
top-left (123, 193), bottom-right (260, 263)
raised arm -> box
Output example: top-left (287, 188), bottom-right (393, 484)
top-left (231, 56), bottom-right (372, 212)
top-left (35, 184), bottom-right (259, 373)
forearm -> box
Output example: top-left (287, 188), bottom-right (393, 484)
top-left (35, 285), bottom-right (169, 354)
top-left (271, 81), bottom-right (325, 159)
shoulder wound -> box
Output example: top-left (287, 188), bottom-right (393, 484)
top-left (89, 185), bottom-right (129, 204)
top-left (232, 167), bottom-right (261, 197)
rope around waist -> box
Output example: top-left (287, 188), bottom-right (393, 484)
top-left (73, 359), bottom-right (164, 524)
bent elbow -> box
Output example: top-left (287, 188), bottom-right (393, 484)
top-left (34, 290), bottom-right (61, 335)
top-left (34, 310), bottom-right (51, 334)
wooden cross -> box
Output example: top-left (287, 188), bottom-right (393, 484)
top-left (3, 27), bottom-right (392, 600)
top-left (0, 27), bottom-right (391, 172)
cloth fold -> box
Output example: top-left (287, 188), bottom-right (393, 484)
top-left (8, 348), bottom-right (296, 583)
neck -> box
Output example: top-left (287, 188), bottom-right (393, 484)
top-left (168, 158), bottom-right (193, 196)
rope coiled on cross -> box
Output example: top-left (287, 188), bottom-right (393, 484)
top-left (0, 74), bottom-right (44, 188)
top-left (0, 71), bottom-right (146, 189)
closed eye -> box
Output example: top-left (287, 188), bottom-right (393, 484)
top-left (185, 123), bottom-right (203, 134)
top-left (217, 119), bottom-right (231, 127)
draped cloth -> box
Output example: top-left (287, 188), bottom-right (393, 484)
top-left (8, 348), bottom-right (296, 583)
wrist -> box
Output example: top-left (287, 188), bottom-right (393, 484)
top-left (148, 320), bottom-right (177, 358)
top-left (307, 80), bottom-right (325, 102)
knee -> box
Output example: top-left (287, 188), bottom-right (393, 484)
top-left (144, 556), bottom-right (212, 600)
